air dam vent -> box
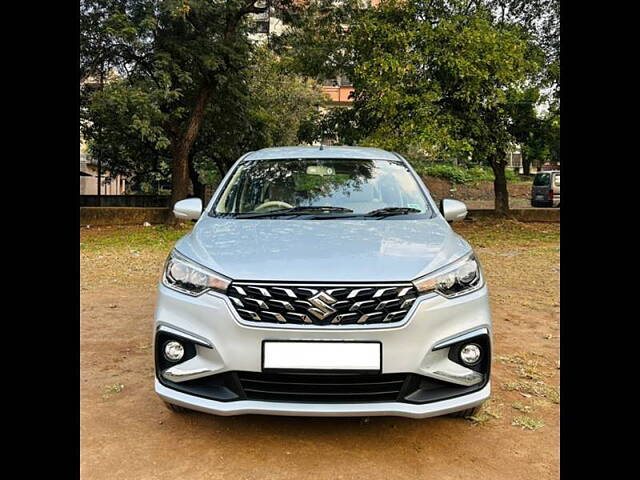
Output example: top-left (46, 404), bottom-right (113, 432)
top-left (227, 283), bottom-right (418, 326)
top-left (237, 371), bottom-right (409, 403)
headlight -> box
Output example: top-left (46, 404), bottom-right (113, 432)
top-left (162, 250), bottom-right (231, 296)
top-left (412, 252), bottom-right (483, 298)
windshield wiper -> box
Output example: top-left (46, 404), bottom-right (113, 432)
top-left (365, 207), bottom-right (421, 217)
top-left (235, 206), bottom-right (354, 219)
top-left (312, 206), bottom-right (423, 220)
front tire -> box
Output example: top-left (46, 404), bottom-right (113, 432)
top-left (449, 405), bottom-right (482, 418)
top-left (164, 401), bottom-right (189, 414)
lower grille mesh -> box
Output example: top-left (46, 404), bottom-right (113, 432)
top-left (237, 371), bottom-right (408, 403)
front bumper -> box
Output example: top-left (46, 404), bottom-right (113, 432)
top-left (156, 378), bottom-right (490, 418)
top-left (154, 283), bottom-right (492, 417)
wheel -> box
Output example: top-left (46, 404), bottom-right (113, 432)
top-left (164, 401), bottom-right (189, 413)
top-left (449, 405), bottom-right (482, 418)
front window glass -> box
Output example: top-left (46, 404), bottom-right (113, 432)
top-left (212, 158), bottom-right (432, 218)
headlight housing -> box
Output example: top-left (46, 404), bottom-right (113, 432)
top-left (162, 250), bottom-right (231, 296)
top-left (412, 252), bottom-right (483, 298)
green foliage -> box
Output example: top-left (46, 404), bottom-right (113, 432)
top-left (277, 0), bottom-right (550, 213)
top-left (80, 0), bottom-right (306, 203)
top-left (191, 47), bottom-right (325, 178)
top-left (487, 0), bottom-right (560, 103)
top-left (279, 0), bottom-right (544, 159)
top-left (81, 1), bottom-right (322, 194)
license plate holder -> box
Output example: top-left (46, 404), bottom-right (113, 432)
top-left (262, 341), bottom-right (382, 373)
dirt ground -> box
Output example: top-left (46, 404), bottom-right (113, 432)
top-left (80, 220), bottom-right (560, 480)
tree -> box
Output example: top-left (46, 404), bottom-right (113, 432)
top-left (190, 47), bottom-right (325, 192)
top-left (506, 88), bottom-right (561, 174)
top-left (488, 0), bottom-right (560, 103)
top-left (80, 0), bottom-right (301, 213)
top-left (506, 87), bottom-right (541, 175)
top-left (277, 0), bottom-right (544, 215)
top-left (82, 80), bottom-right (173, 190)
top-left (82, 30), bottom-right (324, 199)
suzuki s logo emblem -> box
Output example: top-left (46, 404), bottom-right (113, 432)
top-left (307, 291), bottom-right (338, 320)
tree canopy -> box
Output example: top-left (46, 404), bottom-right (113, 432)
top-left (275, 0), bottom-right (555, 214)
top-left (81, 0), bottom-right (559, 215)
top-left (80, 0), bottom-right (308, 210)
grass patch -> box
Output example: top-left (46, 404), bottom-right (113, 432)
top-left (512, 416), bottom-right (545, 431)
top-left (102, 383), bottom-right (125, 399)
top-left (465, 400), bottom-right (503, 425)
top-left (453, 220), bottom-right (560, 248)
top-left (467, 409), bottom-right (501, 425)
top-left (80, 224), bottom-right (192, 253)
top-left (511, 401), bottom-right (532, 413)
top-left (502, 380), bottom-right (560, 404)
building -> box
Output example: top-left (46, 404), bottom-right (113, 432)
top-left (321, 76), bottom-right (355, 104)
top-left (505, 145), bottom-right (561, 174)
top-left (506, 149), bottom-right (523, 173)
top-left (80, 150), bottom-right (127, 195)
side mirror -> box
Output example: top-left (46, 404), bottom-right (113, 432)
top-left (173, 198), bottom-right (203, 221)
top-left (440, 198), bottom-right (468, 222)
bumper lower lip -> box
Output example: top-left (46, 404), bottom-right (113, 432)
top-left (156, 379), bottom-right (491, 419)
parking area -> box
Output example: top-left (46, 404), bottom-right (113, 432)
top-left (80, 219), bottom-right (559, 480)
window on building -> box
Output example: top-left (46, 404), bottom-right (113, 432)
top-left (508, 153), bottom-right (522, 167)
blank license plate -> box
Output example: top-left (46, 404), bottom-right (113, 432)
top-left (263, 341), bottom-right (381, 371)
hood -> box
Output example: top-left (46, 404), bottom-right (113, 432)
top-left (175, 217), bottom-right (471, 282)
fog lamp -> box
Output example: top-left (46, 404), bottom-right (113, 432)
top-left (460, 344), bottom-right (481, 365)
top-left (164, 341), bottom-right (185, 362)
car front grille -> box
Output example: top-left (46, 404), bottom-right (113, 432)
top-left (227, 282), bottom-right (419, 326)
top-left (237, 371), bottom-right (409, 403)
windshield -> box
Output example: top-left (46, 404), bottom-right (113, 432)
top-left (212, 158), bottom-right (432, 219)
top-left (533, 173), bottom-right (551, 186)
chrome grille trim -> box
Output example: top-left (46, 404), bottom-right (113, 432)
top-left (227, 282), bottom-right (419, 327)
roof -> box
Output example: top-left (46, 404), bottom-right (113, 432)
top-left (244, 146), bottom-right (400, 161)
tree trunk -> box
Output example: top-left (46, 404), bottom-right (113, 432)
top-left (213, 158), bottom-right (228, 178)
top-left (490, 156), bottom-right (510, 216)
top-left (168, 85), bottom-right (213, 223)
top-left (188, 159), bottom-right (206, 201)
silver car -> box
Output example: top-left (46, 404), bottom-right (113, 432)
top-left (154, 146), bottom-right (492, 418)
top-left (531, 170), bottom-right (561, 208)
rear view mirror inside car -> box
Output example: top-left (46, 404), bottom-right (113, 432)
top-left (306, 165), bottom-right (335, 176)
